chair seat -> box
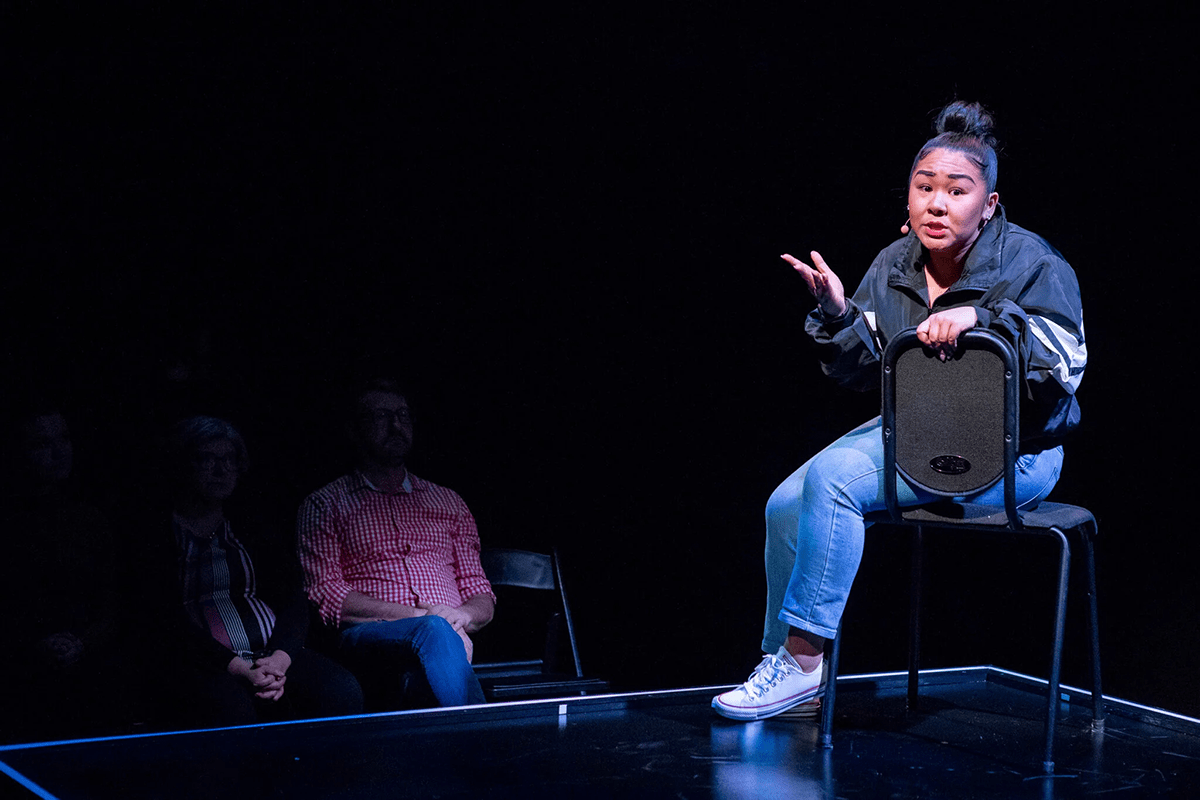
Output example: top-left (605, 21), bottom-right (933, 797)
top-left (867, 500), bottom-right (1096, 535)
top-left (479, 674), bottom-right (610, 701)
top-left (1018, 502), bottom-right (1097, 534)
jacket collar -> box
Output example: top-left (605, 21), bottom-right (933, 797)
top-left (889, 204), bottom-right (1007, 292)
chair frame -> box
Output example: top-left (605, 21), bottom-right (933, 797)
top-left (818, 328), bottom-right (1104, 775)
top-left (473, 547), bottom-right (608, 700)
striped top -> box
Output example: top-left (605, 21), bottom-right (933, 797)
top-left (174, 516), bottom-right (276, 660)
top-left (297, 471), bottom-right (494, 626)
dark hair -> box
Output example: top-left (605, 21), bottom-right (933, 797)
top-left (167, 415), bottom-right (250, 476)
top-left (910, 101), bottom-right (999, 193)
top-left (347, 378), bottom-right (408, 420)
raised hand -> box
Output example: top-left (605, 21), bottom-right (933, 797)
top-left (782, 251), bottom-right (847, 317)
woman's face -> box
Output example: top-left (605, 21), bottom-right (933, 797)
top-left (189, 438), bottom-right (239, 504)
top-left (907, 148), bottom-right (999, 264)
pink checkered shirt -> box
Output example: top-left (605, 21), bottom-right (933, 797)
top-left (298, 470), bottom-right (494, 626)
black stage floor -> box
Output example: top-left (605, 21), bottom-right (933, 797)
top-left (3, 666), bottom-right (1198, 799)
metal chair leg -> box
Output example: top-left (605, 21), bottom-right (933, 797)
top-left (820, 623), bottom-right (842, 749)
top-left (1043, 527), bottom-right (1071, 775)
top-left (1081, 530), bottom-right (1105, 727)
top-left (907, 526), bottom-right (924, 712)
top-left (552, 548), bottom-right (585, 679)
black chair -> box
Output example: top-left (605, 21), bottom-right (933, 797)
top-left (472, 547), bottom-right (609, 701)
top-left (819, 328), bottom-right (1103, 775)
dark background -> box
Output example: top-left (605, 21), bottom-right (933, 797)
top-left (6, 4), bottom-right (1196, 730)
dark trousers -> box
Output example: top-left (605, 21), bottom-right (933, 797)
top-left (179, 646), bottom-right (364, 728)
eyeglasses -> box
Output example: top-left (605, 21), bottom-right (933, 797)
top-left (360, 408), bottom-right (412, 426)
top-left (194, 453), bottom-right (238, 471)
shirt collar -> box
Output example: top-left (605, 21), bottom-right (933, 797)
top-left (172, 513), bottom-right (229, 545)
top-left (356, 468), bottom-right (414, 495)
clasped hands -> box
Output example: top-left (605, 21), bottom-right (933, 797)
top-left (417, 602), bottom-right (475, 663)
top-left (782, 251), bottom-right (977, 360)
top-left (228, 649), bottom-right (292, 701)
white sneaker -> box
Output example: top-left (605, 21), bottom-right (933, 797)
top-left (775, 659), bottom-right (827, 719)
top-left (712, 648), bottom-right (824, 721)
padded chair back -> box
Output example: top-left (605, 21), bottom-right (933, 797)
top-left (882, 328), bottom-right (1021, 523)
top-left (480, 548), bottom-right (556, 591)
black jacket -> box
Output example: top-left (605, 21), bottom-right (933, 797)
top-left (805, 207), bottom-right (1086, 452)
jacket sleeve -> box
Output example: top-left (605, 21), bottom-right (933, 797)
top-left (256, 531), bottom-right (310, 657)
top-left (804, 254), bottom-right (888, 393)
top-left (974, 254), bottom-right (1087, 447)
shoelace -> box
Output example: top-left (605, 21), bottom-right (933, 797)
top-left (745, 654), bottom-right (798, 698)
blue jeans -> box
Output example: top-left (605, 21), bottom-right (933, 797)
top-left (338, 616), bottom-right (485, 708)
top-left (763, 417), bottom-right (1063, 651)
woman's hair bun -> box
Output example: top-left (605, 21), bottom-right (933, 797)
top-left (934, 101), bottom-right (997, 147)
top-left (910, 100), bottom-right (1001, 193)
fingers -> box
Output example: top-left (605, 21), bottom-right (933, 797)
top-left (250, 662), bottom-right (280, 681)
top-left (917, 317), bottom-right (954, 350)
top-left (257, 675), bottom-right (285, 692)
top-left (782, 253), bottom-right (825, 298)
top-left (915, 317), bottom-right (930, 341)
top-left (918, 315), bottom-right (947, 344)
top-left (809, 250), bottom-right (831, 274)
top-left (783, 251), bottom-right (847, 318)
top-left (421, 603), bottom-right (469, 631)
top-left (256, 685), bottom-right (285, 701)
top-left (781, 253), bottom-right (814, 282)
top-left (917, 311), bottom-right (976, 361)
top-left (249, 664), bottom-right (286, 688)
top-left (457, 628), bottom-right (474, 663)
top-left (923, 309), bottom-right (978, 347)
